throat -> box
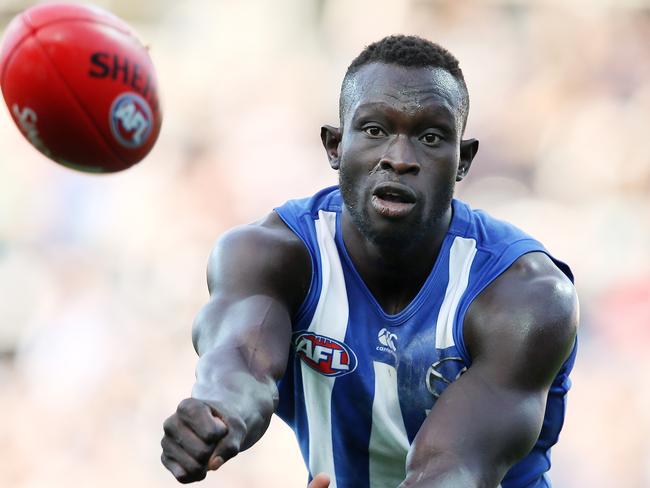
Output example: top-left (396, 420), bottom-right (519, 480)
top-left (343, 230), bottom-right (444, 315)
top-left (365, 260), bottom-right (436, 315)
top-left (340, 204), bottom-right (452, 315)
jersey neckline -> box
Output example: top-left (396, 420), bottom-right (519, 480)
top-left (332, 198), bottom-right (469, 325)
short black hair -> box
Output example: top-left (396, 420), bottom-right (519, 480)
top-left (339, 35), bottom-right (469, 129)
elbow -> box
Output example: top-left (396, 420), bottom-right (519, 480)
top-left (402, 443), bottom-right (527, 488)
top-left (401, 451), bottom-right (483, 488)
top-left (191, 299), bottom-right (224, 355)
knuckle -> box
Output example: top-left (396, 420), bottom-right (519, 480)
top-left (218, 439), bottom-right (240, 461)
top-left (179, 471), bottom-right (206, 484)
top-left (160, 436), bottom-right (172, 452)
top-left (162, 416), bottom-right (178, 435)
top-left (183, 459), bottom-right (203, 474)
top-left (180, 462), bottom-right (205, 481)
top-left (162, 448), bottom-right (205, 482)
top-left (189, 444), bottom-right (213, 463)
top-left (177, 398), bottom-right (198, 415)
top-left (203, 426), bottom-right (221, 444)
top-left (161, 454), bottom-right (183, 478)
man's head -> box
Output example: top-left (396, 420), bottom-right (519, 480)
top-left (339, 35), bottom-right (470, 133)
top-left (322, 35), bottom-right (478, 249)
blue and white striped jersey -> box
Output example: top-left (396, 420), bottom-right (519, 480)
top-left (274, 186), bottom-right (577, 488)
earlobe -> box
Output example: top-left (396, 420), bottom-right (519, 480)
top-left (321, 125), bottom-right (342, 170)
top-left (457, 138), bottom-right (479, 182)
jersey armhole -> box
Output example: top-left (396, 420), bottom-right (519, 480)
top-left (273, 208), bottom-right (322, 327)
top-left (452, 239), bottom-right (556, 365)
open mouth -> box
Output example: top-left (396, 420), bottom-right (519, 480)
top-left (371, 183), bottom-right (417, 218)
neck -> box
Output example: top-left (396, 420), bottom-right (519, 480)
top-left (341, 205), bottom-right (452, 315)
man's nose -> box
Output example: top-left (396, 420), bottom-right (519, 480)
top-left (378, 135), bottom-right (420, 175)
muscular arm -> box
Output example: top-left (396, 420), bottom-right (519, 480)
top-left (400, 252), bottom-right (578, 488)
top-left (161, 212), bottom-right (310, 483)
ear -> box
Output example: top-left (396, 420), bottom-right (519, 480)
top-left (457, 138), bottom-right (479, 182)
top-left (321, 125), bottom-right (342, 170)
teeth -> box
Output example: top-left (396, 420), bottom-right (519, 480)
top-left (383, 192), bottom-right (404, 201)
top-left (375, 186), bottom-right (414, 203)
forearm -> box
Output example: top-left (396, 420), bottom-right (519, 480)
top-left (191, 346), bottom-right (280, 450)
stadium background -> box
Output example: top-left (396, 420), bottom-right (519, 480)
top-left (1, 0), bottom-right (649, 486)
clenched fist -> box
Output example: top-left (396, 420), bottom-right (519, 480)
top-left (161, 398), bottom-right (246, 483)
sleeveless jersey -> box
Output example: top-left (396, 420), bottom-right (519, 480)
top-left (274, 186), bottom-right (577, 488)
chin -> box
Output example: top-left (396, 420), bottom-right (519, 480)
top-left (340, 174), bottom-right (451, 248)
top-left (356, 206), bottom-right (429, 249)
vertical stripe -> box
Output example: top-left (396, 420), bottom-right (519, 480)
top-left (302, 210), bottom-right (349, 488)
top-left (435, 237), bottom-right (477, 349)
top-left (368, 361), bottom-right (410, 488)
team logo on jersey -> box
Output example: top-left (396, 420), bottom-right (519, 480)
top-left (376, 328), bottom-right (397, 353)
top-left (293, 332), bottom-right (357, 377)
top-left (109, 92), bottom-right (153, 148)
top-left (425, 356), bottom-right (467, 399)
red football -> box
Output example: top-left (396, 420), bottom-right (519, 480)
top-left (0, 3), bottom-right (162, 173)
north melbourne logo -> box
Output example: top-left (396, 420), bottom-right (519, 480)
top-left (377, 328), bottom-right (397, 353)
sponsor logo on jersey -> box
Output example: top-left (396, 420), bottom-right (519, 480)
top-left (376, 327), bottom-right (397, 353)
top-left (425, 356), bottom-right (467, 399)
top-left (293, 332), bottom-right (357, 377)
top-left (109, 92), bottom-right (153, 149)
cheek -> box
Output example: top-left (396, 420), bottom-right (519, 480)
top-left (433, 144), bottom-right (460, 177)
top-left (340, 131), bottom-right (384, 169)
top-left (339, 148), bottom-right (371, 180)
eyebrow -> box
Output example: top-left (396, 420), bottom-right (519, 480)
top-left (352, 101), bottom-right (457, 131)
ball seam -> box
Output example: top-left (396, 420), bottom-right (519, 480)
top-left (0, 14), bottom-right (36, 95)
top-left (22, 10), bottom-right (142, 45)
top-left (2, 11), bottom-right (146, 96)
top-left (30, 30), bottom-right (130, 170)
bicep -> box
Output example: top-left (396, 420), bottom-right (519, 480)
top-left (192, 217), bottom-right (310, 380)
top-left (404, 253), bottom-right (578, 487)
top-left (406, 364), bottom-right (547, 487)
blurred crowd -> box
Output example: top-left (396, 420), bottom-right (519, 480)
top-left (0, 0), bottom-right (649, 487)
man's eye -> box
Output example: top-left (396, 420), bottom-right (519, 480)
top-left (421, 133), bottom-right (441, 146)
top-left (363, 126), bottom-right (385, 137)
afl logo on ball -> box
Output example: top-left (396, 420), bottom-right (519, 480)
top-left (293, 332), bottom-right (357, 377)
top-left (109, 92), bottom-right (153, 149)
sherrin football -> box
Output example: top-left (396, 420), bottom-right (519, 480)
top-left (0, 3), bottom-right (162, 173)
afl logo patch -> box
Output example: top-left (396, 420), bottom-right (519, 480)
top-left (109, 92), bottom-right (153, 148)
top-left (293, 332), bottom-right (357, 377)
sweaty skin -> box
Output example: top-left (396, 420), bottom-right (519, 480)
top-left (161, 62), bottom-right (578, 487)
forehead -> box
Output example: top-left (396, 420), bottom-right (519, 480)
top-left (345, 63), bottom-right (464, 122)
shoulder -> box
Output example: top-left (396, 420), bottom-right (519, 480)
top-left (207, 211), bottom-right (311, 314)
top-left (275, 185), bottom-right (342, 222)
top-left (453, 200), bottom-right (526, 238)
top-left (464, 252), bottom-right (578, 388)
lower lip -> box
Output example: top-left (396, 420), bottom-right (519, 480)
top-left (371, 195), bottom-right (416, 218)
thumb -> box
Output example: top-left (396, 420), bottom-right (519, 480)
top-left (206, 412), bottom-right (228, 471)
top-left (308, 473), bottom-right (330, 488)
top-left (207, 452), bottom-right (225, 471)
